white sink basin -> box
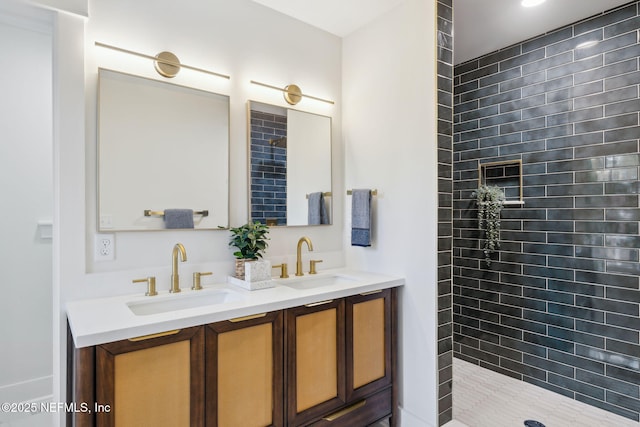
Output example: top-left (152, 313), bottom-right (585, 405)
top-left (127, 289), bottom-right (242, 316)
top-left (277, 274), bottom-right (359, 290)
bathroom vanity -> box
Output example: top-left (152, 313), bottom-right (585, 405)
top-left (67, 269), bottom-right (402, 426)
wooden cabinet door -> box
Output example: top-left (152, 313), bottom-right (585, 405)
top-left (95, 326), bottom-right (205, 427)
top-left (285, 299), bottom-right (346, 426)
top-left (345, 288), bottom-right (393, 402)
top-left (205, 311), bottom-right (284, 427)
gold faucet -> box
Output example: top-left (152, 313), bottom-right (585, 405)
top-left (170, 243), bottom-right (187, 293)
top-left (296, 236), bottom-right (313, 276)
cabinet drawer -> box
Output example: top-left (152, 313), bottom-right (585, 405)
top-left (307, 388), bottom-right (391, 427)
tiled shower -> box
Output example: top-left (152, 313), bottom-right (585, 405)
top-left (452, 1), bottom-right (640, 423)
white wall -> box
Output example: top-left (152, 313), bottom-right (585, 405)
top-left (34, 0), bottom-right (441, 425)
top-left (0, 2), bottom-right (53, 416)
top-left (343, 0), bottom-right (439, 425)
top-left (49, 1), bottom-right (344, 425)
top-left (81, 0), bottom-right (344, 289)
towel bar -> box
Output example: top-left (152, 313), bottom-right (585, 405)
top-left (305, 192), bottom-right (332, 199)
top-left (144, 209), bottom-right (209, 217)
top-left (347, 189), bottom-right (378, 196)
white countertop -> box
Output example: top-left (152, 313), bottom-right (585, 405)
top-left (67, 268), bottom-right (404, 348)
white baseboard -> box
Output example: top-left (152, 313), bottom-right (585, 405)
top-left (0, 376), bottom-right (53, 422)
top-left (399, 406), bottom-right (434, 427)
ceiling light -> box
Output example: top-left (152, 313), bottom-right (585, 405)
top-left (521, 0), bottom-right (546, 7)
top-left (576, 40), bottom-right (599, 49)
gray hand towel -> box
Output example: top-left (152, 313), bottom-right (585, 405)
top-left (164, 209), bottom-right (194, 229)
top-left (308, 192), bottom-right (329, 225)
top-left (351, 189), bottom-right (371, 247)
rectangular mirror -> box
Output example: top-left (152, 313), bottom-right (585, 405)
top-left (98, 69), bottom-right (229, 231)
top-left (248, 101), bottom-right (332, 226)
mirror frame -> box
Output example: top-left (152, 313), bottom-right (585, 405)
top-left (97, 68), bottom-right (230, 231)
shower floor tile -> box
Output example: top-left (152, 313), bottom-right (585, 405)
top-left (452, 358), bottom-right (638, 427)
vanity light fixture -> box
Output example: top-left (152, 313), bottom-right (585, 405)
top-left (95, 42), bottom-right (230, 80)
top-left (250, 80), bottom-right (335, 105)
top-left (521, 0), bottom-right (545, 7)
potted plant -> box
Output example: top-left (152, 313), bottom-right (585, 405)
top-left (229, 221), bottom-right (270, 279)
top-left (473, 185), bottom-right (505, 267)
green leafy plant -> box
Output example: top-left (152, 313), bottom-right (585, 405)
top-left (228, 221), bottom-right (270, 260)
top-left (473, 185), bottom-right (505, 266)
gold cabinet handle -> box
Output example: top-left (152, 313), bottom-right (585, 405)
top-left (192, 271), bottom-right (212, 290)
top-left (360, 289), bottom-right (382, 296)
top-left (304, 299), bottom-right (334, 308)
top-left (128, 329), bottom-right (180, 342)
top-left (322, 400), bottom-right (366, 421)
top-left (228, 313), bottom-right (267, 323)
top-left (132, 276), bottom-right (157, 296)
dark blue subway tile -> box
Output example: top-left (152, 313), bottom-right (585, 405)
top-left (478, 45), bottom-right (522, 68)
top-left (576, 270), bottom-right (639, 288)
top-left (459, 84), bottom-right (499, 102)
top-left (577, 319), bottom-right (639, 345)
top-left (549, 232), bottom-right (604, 246)
top-left (523, 309), bottom-right (575, 329)
top-left (524, 265), bottom-right (575, 281)
top-left (500, 94), bottom-right (546, 113)
top-left (606, 363), bottom-right (640, 384)
top-left (603, 10), bottom-right (640, 38)
top-left (605, 70), bottom-right (640, 91)
top-left (607, 260), bottom-right (640, 276)
top-left (549, 256), bottom-right (607, 273)
top-left (606, 339), bottom-right (640, 361)
top-left (575, 113), bottom-right (638, 134)
top-left (575, 194), bottom-right (638, 208)
top-left (522, 74), bottom-right (573, 98)
top-left (522, 51), bottom-right (573, 75)
top-left (576, 295), bottom-right (639, 316)
top-left (575, 58), bottom-right (638, 86)
top-left (479, 67), bottom-right (522, 88)
top-left (606, 287), bottom-right (640, 304)
top-left (605, 43), bottom-right (640, 65)
top-left (548, 326), bottom-right (605, 348)
top-left (604, 179), bottom-right (640, 195)
top-left (549, 349), bottom-right (604, 375)
top-left (575, 86), bottom-right (638, 110)
top-left (549, 373), bottom-right (605, 400)
top-left (606, 391), bottom-right (640, 414)
top-left (607, 312), bottom-right (640, 332)
top-left (546, 132), bottom-right (603, 150)
top-left (605, 126), bottom-right (640, 143)
top-left (576, 3), bottom-right (637, 36)
top-left (606, 153), bottom-right (640, 167)
top-left (576, 140), bottom-right (638, 160)
top-left (524, 333), bottom-right (576, 353)
top-left (576, 245), bottom-right (639, 262)
top-left (548, 302), bottom-right (604, 322)
top-left (575, 167), bottom-right (639, 183)
top-left (576, 31), bottom-right (637, 62)
top-left (546, 28), bottom-right (602, 56)
top-left (547, 54), bottom-right (603, 81)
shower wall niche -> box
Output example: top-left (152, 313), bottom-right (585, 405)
top-left (453, 1), bottom-right (640, 422)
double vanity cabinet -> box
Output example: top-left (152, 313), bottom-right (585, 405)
top-left (67, 270), bottom-right (402, 427)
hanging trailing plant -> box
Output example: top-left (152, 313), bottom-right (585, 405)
top-left (473, 185), bottom-right (505, 267)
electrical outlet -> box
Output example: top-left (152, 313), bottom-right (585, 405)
top-left (95, 233), bottom-right (115, 261)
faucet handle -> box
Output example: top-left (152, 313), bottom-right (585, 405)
top-left (192, 271), bottom-right (212, 290)
top-left (133, 277), bottom-right (158, 296)
top-left (272, 263), bottom-right (289, 278)
top-left (309, 259), bottom-right (323, 275)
